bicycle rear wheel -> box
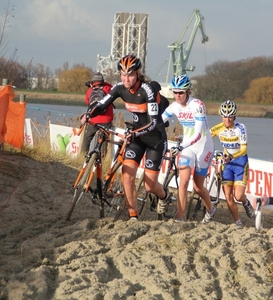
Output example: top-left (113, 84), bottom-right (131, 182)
top-left (65, 153), bottom-right (97, 221)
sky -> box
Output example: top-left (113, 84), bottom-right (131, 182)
top-left (3, 0), bottom-right (273, 83)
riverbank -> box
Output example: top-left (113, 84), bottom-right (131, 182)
top-left (15, 90), bottom-right (273, 118)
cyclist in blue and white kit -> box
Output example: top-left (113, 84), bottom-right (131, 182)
top-left (210, 100), bottom-right (255, 227)
top-left (161, 74), bottom-right (216, 223)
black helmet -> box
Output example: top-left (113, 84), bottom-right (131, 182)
top-left (117, 54), bottom-right (141, 74)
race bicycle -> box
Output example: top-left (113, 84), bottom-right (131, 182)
top-left (185, 150), bottom-right (225, 221)
top-left (65, 122), bottom-right (133, 221)
top-left (135, 136), bottom-right (182, 221)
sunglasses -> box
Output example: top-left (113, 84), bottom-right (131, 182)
top-left (173, 91), bottom-right (186, 95)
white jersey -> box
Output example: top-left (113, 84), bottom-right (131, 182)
top-left (162, 96), bottom-right (213, 151)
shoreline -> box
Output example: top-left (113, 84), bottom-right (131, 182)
top-left (17, 90), bottom-right (273, 118)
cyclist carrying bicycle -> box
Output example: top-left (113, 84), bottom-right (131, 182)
top-left (87, 54), bottom-right (171, 220)
top-left (162, 74), bottom-right (216, 223)
top-left (210, 100), bottom-right (255, 227)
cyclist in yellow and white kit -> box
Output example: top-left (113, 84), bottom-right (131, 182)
top-left (210, 100), bottom-right (255, 227)
top-left (162, 74), bottom-right (216, 223)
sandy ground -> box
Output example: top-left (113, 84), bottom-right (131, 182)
top-left (0, 151), bottom-right (273, 300)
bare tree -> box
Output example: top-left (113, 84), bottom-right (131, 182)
top-left (0, 0), bottom-right (14, 57)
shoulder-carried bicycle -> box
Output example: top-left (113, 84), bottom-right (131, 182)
top-left (65, 122), bottom-right (133, 221)
top-left (185, 150), bottom-right (225, 221)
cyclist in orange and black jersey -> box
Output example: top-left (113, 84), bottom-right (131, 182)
top-left (88, 54), bottom-right (171, 220)
top-left (97, 80), bottom-right (167, 146)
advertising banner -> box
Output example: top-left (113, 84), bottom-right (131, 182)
top-left (48, 124), bottom-right (273, 200)
top-left (24, 118), bottom-right (34, 147)
top-left (49, 123), bottom-right (81, 157)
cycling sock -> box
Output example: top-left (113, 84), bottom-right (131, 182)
top-left (129, 211), bottom-right (138, 218)
top-left (177, 218), bottom-right (184, 222)
top-left (208, 207), bottom-right (215, 215)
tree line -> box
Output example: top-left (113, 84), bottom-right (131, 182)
top-left (1, 1), bottom-right (273, 104)
top-left (2, 54), bottom-right (273, 104)
top-left (192, 56), bottom-right (273, 104)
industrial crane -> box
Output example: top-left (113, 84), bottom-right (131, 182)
top-left (166, 9), bottom-right (208, 83)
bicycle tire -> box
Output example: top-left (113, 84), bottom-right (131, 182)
top-left (255, 210), bottom-right (263, 231)
top-left (185, 189), bottom-right (196, 221)
top-left (65, 153), bottom-right (97, 221)
top-left (103, 161), bottom-right (128, 220)
top-left (136, 171), bottom-right (147, 217)
top-left (112, 170), bottom-right (147, 221)
top-left (158, 171), bottom-right (178, 221)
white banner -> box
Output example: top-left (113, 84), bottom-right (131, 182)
top-left (48, 124), bottom-right (273, 200)
top-left (49, 123), bottom-right (81, 157)
top-left (24, 118), bottom-right (34, 147)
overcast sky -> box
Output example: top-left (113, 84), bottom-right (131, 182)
top-left (4, 0), bottom-right (273, 82)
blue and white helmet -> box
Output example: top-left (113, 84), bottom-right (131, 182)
top-left (171, 74), bottom-right (192, 91)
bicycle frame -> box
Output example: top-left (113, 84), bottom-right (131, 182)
top-left (65, 123), bottom-right (131, 220)
top-left (206, 150), bottom-right (225, 203)
top-left (137, 137), bottom-right (182, 220)
top-left (186, 150), bottom-right (224, 221)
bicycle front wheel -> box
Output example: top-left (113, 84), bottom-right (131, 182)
top-left (65, 153), bottom-right (97, 221)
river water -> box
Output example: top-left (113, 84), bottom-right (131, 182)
top-left (26, 103), bottom-right (273, 161)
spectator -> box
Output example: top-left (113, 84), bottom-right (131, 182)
top-left (80, 72), bottom-right (114, 154)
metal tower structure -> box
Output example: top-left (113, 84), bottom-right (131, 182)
top-left (97, 12), bottom-right (149, 79)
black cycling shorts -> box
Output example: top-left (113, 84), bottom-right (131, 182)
top-left (124, 136), bottom-right (167, 172)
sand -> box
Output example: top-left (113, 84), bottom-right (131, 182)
top-left (0, 151), bottom-right (273, 300)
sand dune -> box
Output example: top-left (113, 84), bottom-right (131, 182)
top-left (0, 152), bottom-right (272, 299)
